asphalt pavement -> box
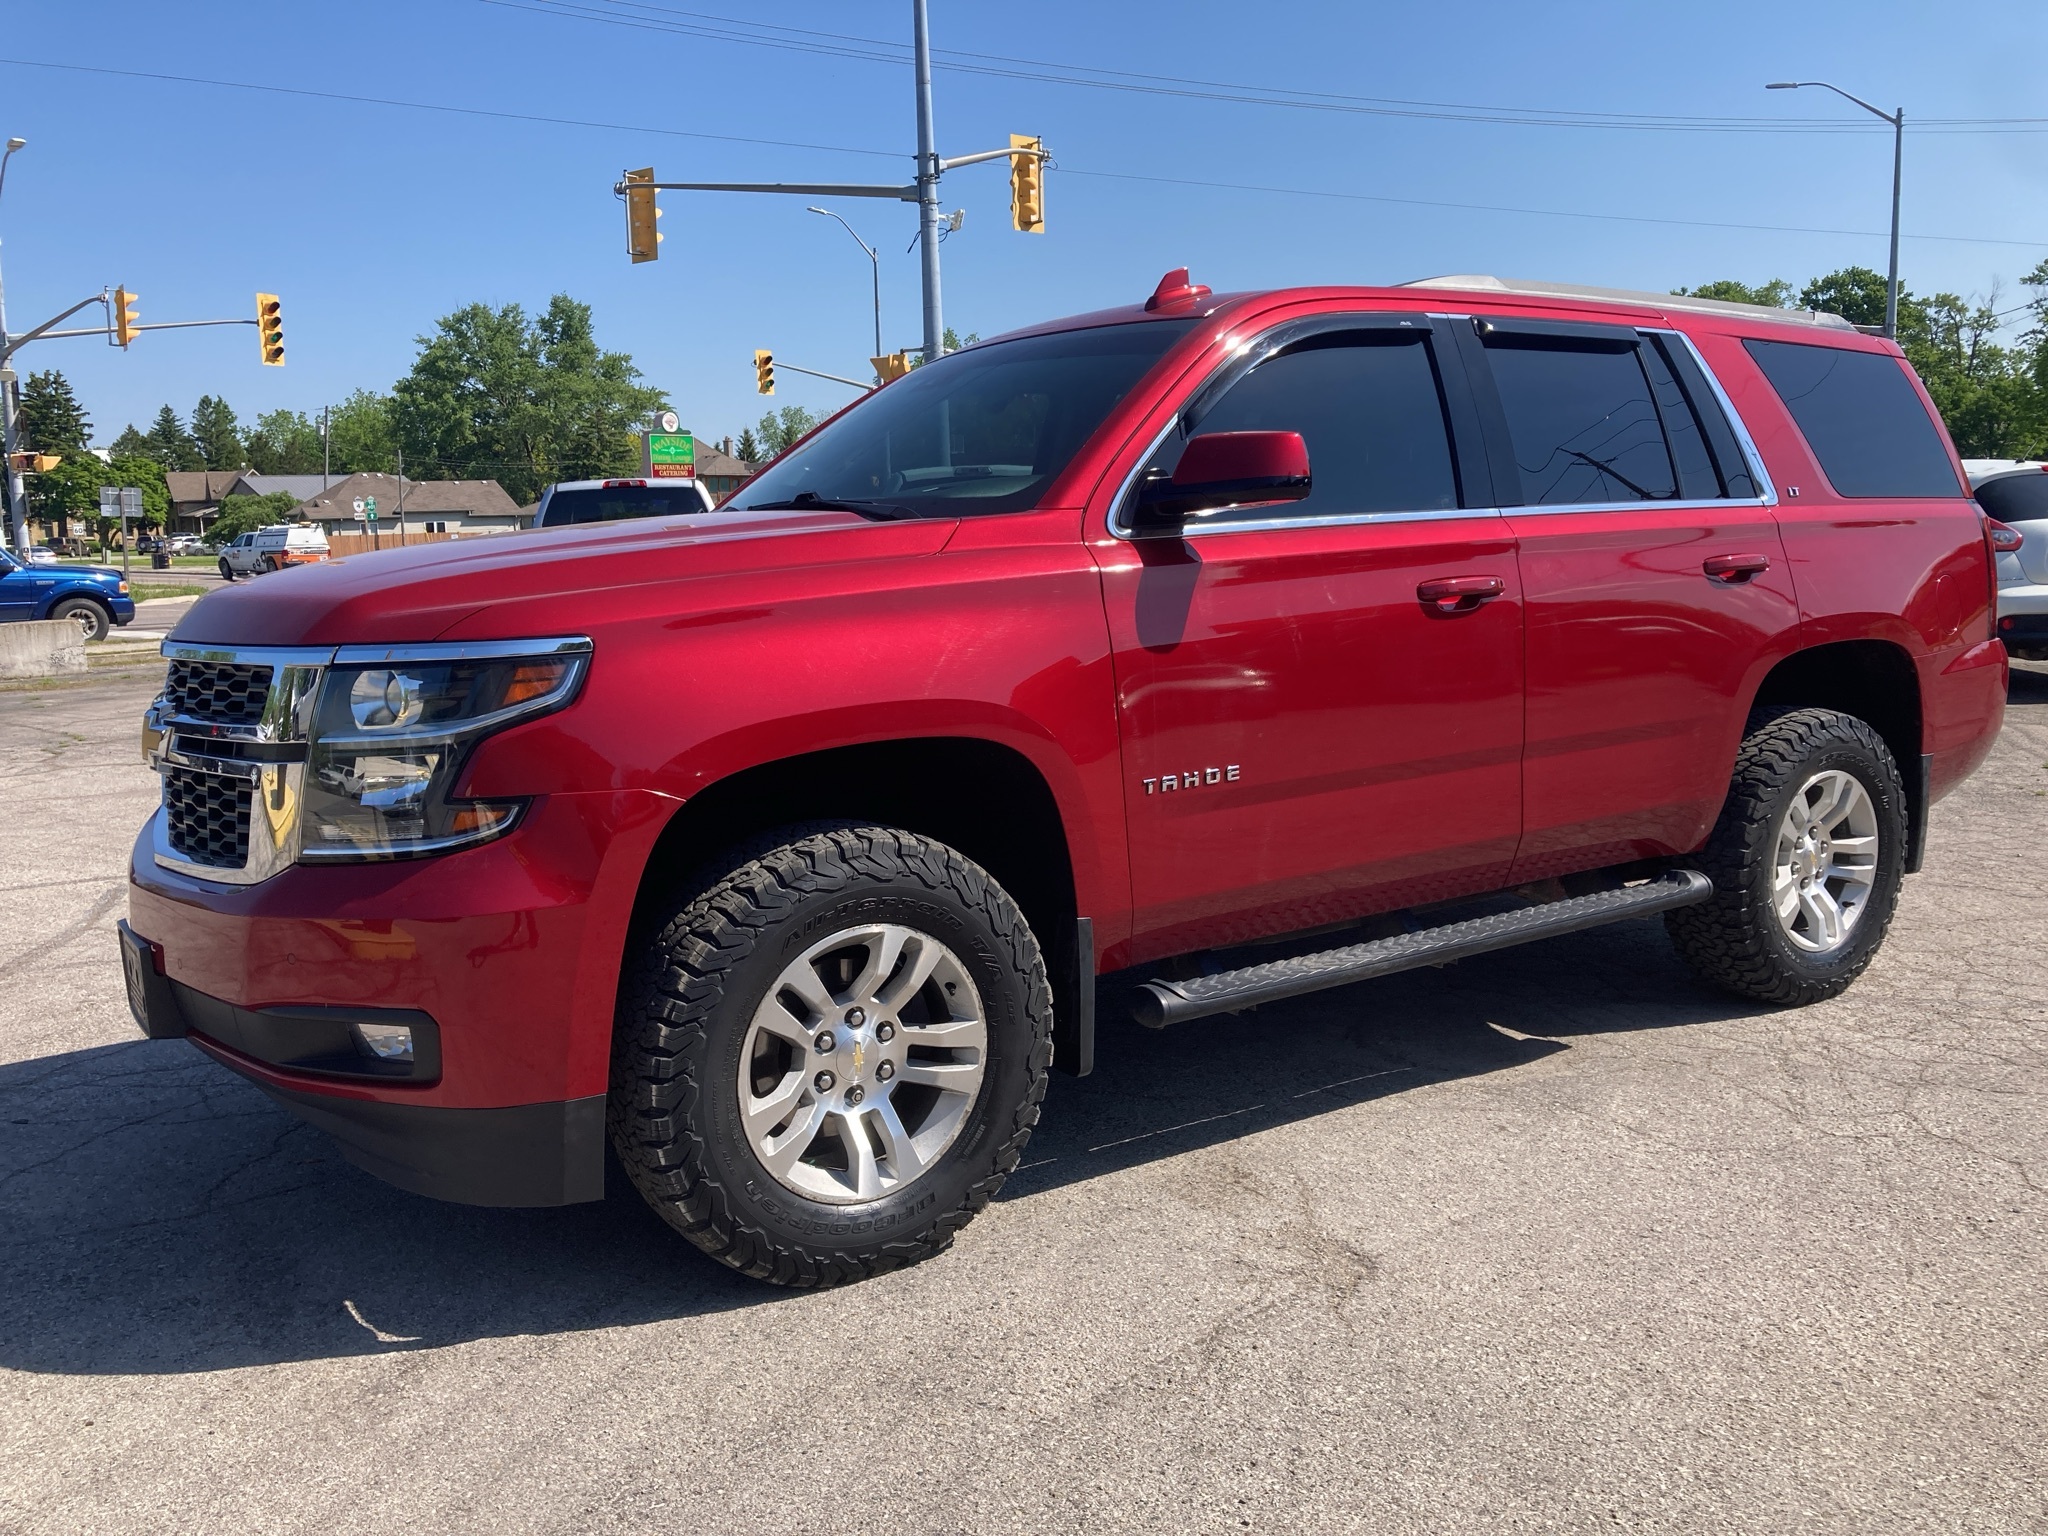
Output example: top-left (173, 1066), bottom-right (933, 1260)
top-left (2, 665), bottom-right (2044, 1534)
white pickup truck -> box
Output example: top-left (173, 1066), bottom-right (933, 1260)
top-left (217, 525), bottom-right (329, 580)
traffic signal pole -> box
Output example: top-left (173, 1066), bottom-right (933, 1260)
top-left (615, 0), bottom-right (1046, 367)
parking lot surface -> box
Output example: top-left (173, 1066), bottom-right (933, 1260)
top-left (2, 666), bottom-right (2044, 1534)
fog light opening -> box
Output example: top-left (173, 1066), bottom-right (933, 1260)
top-left (354, 1022), bottom-right (416, 1063)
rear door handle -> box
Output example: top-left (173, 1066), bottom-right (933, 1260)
top-left (1417, 575), bottom-right (1507, 614)
top-left (1703, 553), bottom-right (1771, 583)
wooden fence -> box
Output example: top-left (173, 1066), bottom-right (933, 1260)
top-left (324, 530), bottom-right (464, 558)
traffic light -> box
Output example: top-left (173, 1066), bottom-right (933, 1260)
top-left (7, 453), bottom-right (62, 472)
top-left (1009, 134), bottom-right (1044, 234)
top-left (623, 167), bottom-right (662, 263)
top-left (112, 286), bottom-right (141, 348)
top-left (754, 349), bottom-right (775, 395)
top-left (256, 293), bottom-right (285, 366)
top-left (871, 352), bottom-right (913, 383)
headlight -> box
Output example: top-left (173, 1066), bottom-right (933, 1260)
top-left (300, 643), bottom-right (589, 860)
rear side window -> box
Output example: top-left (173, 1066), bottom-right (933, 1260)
top-left (1151, 331), bottom-right (1460, 522)
top-left (1744, 339), bottom-right (1960, 498)
top-left (1974, 472), bottom-right (2048, 523)
top-left (540, 485), bottom-right (703, 526)
top-left (1485, 341), bottom-right (1675, 504)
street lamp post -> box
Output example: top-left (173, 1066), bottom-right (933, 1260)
top-left (1767, 81), bottom-right (1904, 339)
top-left (806, 206), bottom-right (883, 374)
top-left (1, 136), bottom-right (29, 554)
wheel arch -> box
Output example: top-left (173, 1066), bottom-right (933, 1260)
top-left (1747, 638), bottom-right (1927, 870)
top-left (41, 588), bottom-right (113, 622)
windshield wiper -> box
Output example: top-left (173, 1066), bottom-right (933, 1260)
top-left (739, 492), bottom-right (921, 521)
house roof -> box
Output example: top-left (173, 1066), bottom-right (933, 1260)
top-left (165, 470), bottom-right (248, 505)
top-left (294, 472), bottom-right (524, 523)
top-left (694, 444), bottom-right (752, 479)
top-left (236, 473), bottom-right (338, 502)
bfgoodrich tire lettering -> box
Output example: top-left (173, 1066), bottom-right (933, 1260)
top-left (1666, 707), bottom-right (1907, 1006)
top-left (609, 824), bottom-right (1051, 1287)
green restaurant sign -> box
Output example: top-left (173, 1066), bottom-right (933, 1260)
top-left (644, 431), bottom-right (696, 480)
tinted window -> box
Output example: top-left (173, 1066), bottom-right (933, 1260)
top-left (737, 321), bottom-right (1197, 518)
top-left (1744, 339), bottom-right (1960, 498)
top-left (1487, 343), bottom-right (1675, 504)
top-left (540, 485), bottom-right (704, 526)
top-left (1973, 472), bottom-right (2048, 523)
top-left (1653, 334), bottom-right (1757, 498)
top-left (1143, 334), bottom-right (1459, 521)
top-left (1640, 339), bottom-right (1720, 498)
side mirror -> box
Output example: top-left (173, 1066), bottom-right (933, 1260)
top-left (1129, 430), bottom-right (1311, 538)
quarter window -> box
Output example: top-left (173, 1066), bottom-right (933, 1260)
top-left (1145, 331), bottom-right (1461, 523)
top-left (1744, 338), bottom-right (1961, 498)
top-left (1485, 341), bottom-right (1676, 504)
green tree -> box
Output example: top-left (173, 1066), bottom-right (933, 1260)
top-left (24, 454), bottom-right (108, 535)
top-left (209, 491), bottom-right (302, 544)
top-left (1797, 266), bottom-right (1932, 336)
top-left (244, 409), bottom-right (323, 475)
top-left (755, 405), bottom-right (820, 455)
top-left (190, 395), bottom-right (244, 470)
top-left (106, 456), bottom-right (169, 528)
top-left (907, 326), bottom-right (981, 368)
top-left (140, 405), bottom-right (202, 471)
top-left (18, 370), bottom-right (92, 452)
top-left (391, 294), bottom-right (665, 503)
top-left (325, 389), bottom-right (398, 474)
top-left (1673, 279), bottom-right (1794, 309)
top-left (109, 423), bottom-right (149, 459)
top-left (734, 425), bottom-right (761, 463)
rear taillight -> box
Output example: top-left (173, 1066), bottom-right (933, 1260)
top-left (1987, 518), bottom-right (2023, 554)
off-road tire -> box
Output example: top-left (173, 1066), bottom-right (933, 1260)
top-left (50, 597), bottom-right (110, 643)
top-left (609, 824), bottom-right (1052, 1287)
top-left (1666, 706), bottom-right (1907, 1006)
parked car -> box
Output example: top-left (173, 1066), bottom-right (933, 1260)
top-left (1965, 460), bottom-right (2048, 660)
top-left (124, 269), bottom-right (2006, 1288)
top-left (0, 546), bottom-right (134, 640)
top-left (167, 535), bottom-right (205, 556)
top-left (217, 524), bottom-right (328, 580)
top-left (532, 477), bottom-right (716, 529)
top-left (26, 545), bottom-right (60, 566)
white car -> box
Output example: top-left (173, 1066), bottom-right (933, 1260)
top-left (531, 477), bottom-right (716, 530)
top-left (1966, 460), bottom-right (2048, 661)
top-left (218, 525), bottom-right (329, 580)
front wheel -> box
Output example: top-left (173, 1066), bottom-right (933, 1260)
top-left (218, 559), bottom-right (235, 582)
top-left (50, 598), bottom-right (110, 643)
top-left (610, 824), bottom-right (1051, 1288)
top-left (1666, 707), bottom-right (1907, 1005)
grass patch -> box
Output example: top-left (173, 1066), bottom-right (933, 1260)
top-left (130, 583), bottom-right (208, 602)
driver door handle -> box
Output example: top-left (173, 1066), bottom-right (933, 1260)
top-left (1417, 575), bottom-right (1506, 614)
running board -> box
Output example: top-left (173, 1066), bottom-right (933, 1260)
top-left (1131, 870), bottom-right (1714, 1029)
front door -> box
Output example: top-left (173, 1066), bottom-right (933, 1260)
top-left (1097, 317), bottom-right (1525, 963)
top-left (1462, 318), bottom-right (1803, 877)
top-left (0, 554), bottom-right (36, 622)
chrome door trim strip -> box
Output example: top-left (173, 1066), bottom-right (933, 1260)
top-left (1642, 327), bottom-right (1780, 507)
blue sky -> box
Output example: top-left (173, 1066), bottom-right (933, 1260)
top-left (3, 0), bottom-right (2044, 457)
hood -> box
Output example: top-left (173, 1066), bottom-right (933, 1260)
top-left (25, 561), bottom-right (125, 583)
top-left (166, 507), bottom-right (955, 647)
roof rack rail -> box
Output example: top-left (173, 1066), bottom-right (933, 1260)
top-left (1398, 274), bottom-right (1857, 332)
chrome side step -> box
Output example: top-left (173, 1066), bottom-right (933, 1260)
top-left (1131, 870), bottom-right (1714, 1029)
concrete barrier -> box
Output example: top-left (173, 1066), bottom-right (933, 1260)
top-left (0, 620), bottom-right (88, 680)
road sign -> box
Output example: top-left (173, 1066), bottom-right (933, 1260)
top-left (364, 496), bottom-right (377, 521)
top-left (99, 488), bottom-right (118, 516)
top-left (353, 512), bottom-right (369, 523)
top-left (645, 431), bottom-right (696, 480)
top-left (352, 497), bottom-right (365, 514)
top-left (119, 487), bottom-right (142, 516)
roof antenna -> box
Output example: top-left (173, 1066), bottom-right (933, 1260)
top-left (1145, 267), bottom-right (1212, 312)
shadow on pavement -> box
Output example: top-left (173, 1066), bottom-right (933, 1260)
top-left (0, 915), bottom-right (1757, 1376)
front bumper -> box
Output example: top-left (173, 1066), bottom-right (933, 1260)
top-left (125, 785), bottom-right (674, 1206)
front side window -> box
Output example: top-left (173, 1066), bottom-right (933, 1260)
top-left (1744, 338), bottom-right (1961, 499)
top-left (1486, 340), bottom-right (1676, 504)
top-left (1133, 329), bottom-right (1461, 524)
top-left (736, 320), bottom-right (1199, 519)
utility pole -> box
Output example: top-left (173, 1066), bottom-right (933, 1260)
top-left (396, 447), bottom-right (406, 544)
top-left (613, 2), bottom-right (1045, 367)
top-left (321, 404), bottom-right (331, 489)
top-left (911, 0), bottom-right (942, 366)
top-left (1, 137), bottom-right (27, 554)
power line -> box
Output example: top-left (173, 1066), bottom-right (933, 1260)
top-left (489, 0), bottom-right (2048, 135)
top-left (3, 56), bottom-right (2041, 252)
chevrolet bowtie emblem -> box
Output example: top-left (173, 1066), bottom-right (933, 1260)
top-left (852, 1039), bottom-right (866, 1079)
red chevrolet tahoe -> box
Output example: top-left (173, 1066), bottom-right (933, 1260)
top-left (120, 270), bottom-right (2007, 1287)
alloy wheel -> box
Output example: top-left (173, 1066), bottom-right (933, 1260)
top-left (1771, 769), bottom-right (1880, 954)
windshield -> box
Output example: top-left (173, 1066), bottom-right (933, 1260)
top-left (540, 484), bottom-right (706, 526)
top-left (735, 320), bottom-right (1199, 518)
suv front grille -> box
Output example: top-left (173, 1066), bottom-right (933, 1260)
top-left (165, 660), bottom-right (274, 728)
top-left (163, 767), bottom-right (253, 868)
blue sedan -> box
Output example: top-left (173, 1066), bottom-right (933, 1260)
top-left (0, 546), bottom-right (135, 641)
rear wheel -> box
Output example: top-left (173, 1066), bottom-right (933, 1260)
top-left (610, 824), bottom-right (1051, 1287)
top-left (258, 555), bottom-right (278, 574)
top-left (50, 598), bottom-right (110, 643)
top-left (1666, 707), bottom-right (1906, 1005)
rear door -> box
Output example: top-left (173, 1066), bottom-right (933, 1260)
top-left (1098, 314), bottom-right (1526, 960)
top-left (1459, 316), bottom-right (1801, 877)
